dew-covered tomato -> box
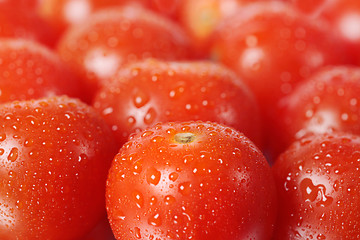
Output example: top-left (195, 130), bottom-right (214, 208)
top-left (270, 66), bottom-right (360, 159)
top-left (273, 133), bottom-right (360, 239)
top-left (0, 39), bottom-right (85, 104)
top-left (210, 2), bottom-right (352, 120)
top-left (0, 3), bottom-right (57, 47)
top-left (106, 121), bottom-right (277, 240)
top-left (0, 96), bottom-right (117, 240)
top-left (93, 59), bottom-right (262, 147)
top-left (57, 5), bottom-right (192, 100)
top-left (38, 0), bottom-right (146, 35)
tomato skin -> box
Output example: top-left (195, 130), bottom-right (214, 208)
top-left (210, 2), bottom-right (353, 120)
top-left (106, 121), bottom-right (277, 240)
top-left (57, 5), bottom-right (192, 101)
top-left (39, 0), bottom-right (146, 35)
top-left (0, 4), bottom-right (57, 47)
top-left (81, 216), bottom-right (116, 240)
top-left (273, 133), bottom-right (360, 239)
top-left (0, 96), bottom-right (117, 240)
top-left (270, 66), bottom-right (360, 159)
top-left (93, 59), bottom-right (262, 148)
top-left (0, 39), bottom-right (86, 104)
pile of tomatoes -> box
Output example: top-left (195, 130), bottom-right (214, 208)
top-left (0, 0), bottom-right (360, 239)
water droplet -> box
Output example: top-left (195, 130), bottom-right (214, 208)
top-left (300, 178), bottom-right (333, 207)
top-left (134, 227), bottom-right (141, 239)
top-left (164, 195), bottom-right (176, 205)
top-left (151, 136), bottom-right (164, 143)
top-left (132, 190), bottom-right (144, 208)
top-left (146, 167), bottom-right (161, 186)
top-left (148, 213), bottom-right (162, 226)
top-left (144, 108), bottom-right (157, 125)
top-left (0, 133), bottom-right (6, 141)
top-left (133, 89), bottom-right (150, 108)
top-left (169, 172), bottom-right (178, 182)
top-left (179, 182), bottom-right (192, 196)
top-left (8, 148), bottom-right (19, 162)
top-left (132, 160), bottom-right (143, 175)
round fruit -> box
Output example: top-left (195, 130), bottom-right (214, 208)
top-left (106, 121), bottom-right (277, 240)
top-left (273, 132), bottom-right (360, 239)
top-left (0, 96), bottom-right (117, 240)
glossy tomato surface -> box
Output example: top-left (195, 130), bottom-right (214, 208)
top-left (93, 59), bottom-right (262, 147)
top-left (273, 133), bottom-right (360, 239)
top-left (106, 121), bottom-right (277, 240)
top-left (0, 4), bottom-right (57, 47)
top-left (39, 0), bottom-right (146, 35)
top-left (0, 96), bottom-right (117, 240)
top-left (0, 39), bottom-right (85, 103)
top-left (210, 2), bottom-right (352, 120)
top-left (57, 5), bottom-right (192, 100)
top-left (270, 66), bottom-right (360, 159)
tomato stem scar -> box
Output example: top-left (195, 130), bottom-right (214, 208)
top-left (174, 132), bottom-right (195, 144)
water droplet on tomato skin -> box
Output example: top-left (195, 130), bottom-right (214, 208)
top-left (146, 167), bottom-right (161, 186)
top-left (133, 90), bottom-right (150, 108)
top-left (169, 172), bottom-right (178, 182)
top-left (134, 227), bottom-right (141, 239)
top-left (178, 182), bottom-right (192, 196)
top-left (148, 213), bottom-right (162, 227)
top-left (144, 107), bottom-right (157, 125)
top-left (300, 178), bottom-right (333, 207)
top-left (132, 190), bottom-right (144, 208)
top-left (7, 147), bottom-right (19, 162)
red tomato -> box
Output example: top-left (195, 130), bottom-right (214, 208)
top-left (0, 4), bottom-right (57, 47)
top-left (289, 0), bottom-right (360, 64)
top-left (106, 121), bottom-right (277, 239)
top-left (273, 132), bottom-right (360, 239)
top-left (38, 0), bottom-right (146, 35)
top-left (270, 66), bottom-right (360, 159)
top-left (0, 96), bottom-right (117, 240)
top-left (0, 39), bottom-right (86, 103)
top-left (57, 5), bottom-right (192, 100)
top-left (210, 2), bottom-right (353, 121)
top-left (93, 59), bottom-right (262, 147)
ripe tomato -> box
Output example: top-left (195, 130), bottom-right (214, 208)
top-left (289, 0), bottom-right (360, 65)
top-left (106, 121), bottom-right (277, 239)
top-left (0, 96), bottom-right (117, 240)
top-left (38, 0), bottom-right (146, 35)
top-left (0, 39), bottom-right (85, 104)
top-left (93, 59), bottom-right (262, 148)
top-left (57, 5), bottom-right (192, 100)
top-left (210, 2), bottom-right (353, 121)
top-left (273, 133), bottom-right (360, 239)
top-left (0, 3), bottom-right (57, 47)
top-left (270, 66), bottom-right (360, 159)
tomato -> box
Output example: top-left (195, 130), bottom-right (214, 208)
top-left (0, 39), bottom-right (86, 104)
top-left (57, 5), bottom-right (192, 101)
top-left (106, 121), bottom-right (277, 239)
top-left (0, 96), bottom-right (117, 240)
top-left (289, 0), bottom-right (360, 65)
top-left (38, 0), bottom-right (146, 35)
top-left (0, 3), bottom-right (57, 47)
top-left (93, 59), bottom-right (262, 148)
top-left (273, 132), bottom-right (360, 239)
top-left (270, 66), bottom-right (360, 159)
top-left (210, 2), bottom-right (353, 121)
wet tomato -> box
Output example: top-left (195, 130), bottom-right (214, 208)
top-left (0, 3), bottom-right (57, 47)
top-left (273, 132), bottom-right (360, 239)
top-left (38, 0), bottom-right (146, 35)
top-left (0, 96), bottom-right (117, 240)
top-left (93, 59), bottom-right (262, 148)
top-left (106, 121), bottom-right (277, 240)
top-left (0, 39), bottom-right (85, 104)
top-left (210, 2), bottom-right (352, 121)
top-left (57, 5), bottom-right (192, 100)
top-left (270, 66), bottom-right (360, 159)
